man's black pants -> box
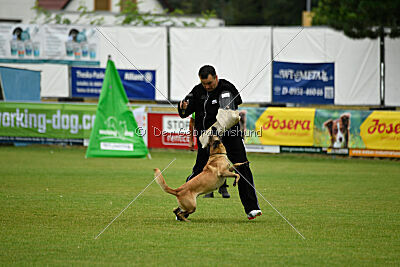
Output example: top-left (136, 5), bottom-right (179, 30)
top-left (186, 134), bottom-right (260, 214)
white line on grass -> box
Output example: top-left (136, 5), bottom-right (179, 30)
top-left (94, 158), bottom-right (176, 239)
top-left (227, 159), bottom-right (306, 240)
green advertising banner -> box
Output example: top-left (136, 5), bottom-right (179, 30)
top-left (85, 59), bottom-right (148, 158)
top-left (240, 107), bottom-right (265, 145)
top-left (0, 102), bottom-right (97, 142)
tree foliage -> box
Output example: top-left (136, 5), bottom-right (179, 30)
top-left (31, 2), bottom-right (104, 25)
top-left (166, 0), bottom-right (319, 26)
top-left (312, 0), bottom-right (400, 38)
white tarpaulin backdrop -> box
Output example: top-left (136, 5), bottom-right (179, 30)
top-left (97, 26), bottom-right (168, 101)
top-left (273, 27), bottom-right (380, 105)
top-left (385, 37), bottom-right (400, 107)
top-left (170, 27), bottom-right (272, 102)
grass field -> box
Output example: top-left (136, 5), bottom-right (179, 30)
top-left (0, 145), bottom-right (399, 265)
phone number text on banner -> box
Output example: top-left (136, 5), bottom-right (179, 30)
top-left (71, 67), bottom-right (156, 100)
top-left (273, 61), bottom-right (334, 104)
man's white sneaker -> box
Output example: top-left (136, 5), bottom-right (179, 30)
top-left (247, 210), bottom-right (262, 220)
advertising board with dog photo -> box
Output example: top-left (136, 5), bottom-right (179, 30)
top-left (314, 109), bottom-right (400, 151)
top-left (241, 106), bottom-right (400, 152)
top-left (314, 110), bottom-right (366, 149)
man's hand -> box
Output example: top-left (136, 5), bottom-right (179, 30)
top-left (189, 140), bottom-right (195, 151)
top-left (180, 100), bottom-right (189, 114)
top-left (180, 100), bottom-right (189, 110)
top-left (199, 109), bottom-right (240, 148)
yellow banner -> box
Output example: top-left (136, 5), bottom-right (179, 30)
top-left (255, 107), bottom-right (315, 146)
top-left (360, 111), bottom-right (400, 150)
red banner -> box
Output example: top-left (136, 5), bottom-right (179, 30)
top-left (147, 113), bottom-right (197, 150)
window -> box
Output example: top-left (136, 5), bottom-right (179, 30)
top-left (94, 0), bottom-right (110, 11)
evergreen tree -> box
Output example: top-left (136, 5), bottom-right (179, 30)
top-left (165, 0), bottom-right (318, 26)
top-left (312, 0), bottom-right (400, 38)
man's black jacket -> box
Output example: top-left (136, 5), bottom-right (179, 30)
top-left (177, 79), bottom-right (242, 133)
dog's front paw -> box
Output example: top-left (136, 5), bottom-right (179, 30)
top-left (233, 176), bottom-right (239, 187)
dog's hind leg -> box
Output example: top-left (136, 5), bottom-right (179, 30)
top-left (176, 195), bottom-right (197, 222)
top-left (179, 210), bottom-right (193, 222)
top-left (173, 207), bottom-right (181, 215)
top-left (173, 207), bottom-right (189, 222)
top-left (174, 208), bottom-right (192, 222)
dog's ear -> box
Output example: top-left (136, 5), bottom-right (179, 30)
top-left (340, 114), bottom-right (350, 129)
top-left (323, 119), bottom-right (333, 136)
top-left (208, 135), bottom-right (213, 145)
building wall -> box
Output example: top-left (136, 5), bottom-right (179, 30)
top-left (0, 0), bottom-right (36, 22)
top-left (0, 0), bottom-right (164, 23)
top-left (0, 0), bottom-right (222, 26)
top-left (64, 0), bottom-right (164, 13)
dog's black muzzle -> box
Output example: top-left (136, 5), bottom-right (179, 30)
top-left (212, 138), bottom-right (221, 149)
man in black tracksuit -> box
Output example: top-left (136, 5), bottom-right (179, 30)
top-left (178, 65), bottom-right (262, 220)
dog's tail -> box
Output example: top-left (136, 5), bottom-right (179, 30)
top-left (154, 168), bottom-right (178, 196)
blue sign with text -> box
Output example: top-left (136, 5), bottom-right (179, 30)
top-left (71, 67), bottom-right (155, 100)
top-left (273, 61), bottom-right (334, 104)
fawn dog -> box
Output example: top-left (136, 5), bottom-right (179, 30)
top-left (154, 135), bottom-right (244, 221)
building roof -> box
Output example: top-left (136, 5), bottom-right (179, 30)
top-left (38, 0), bottom-right (71, 10)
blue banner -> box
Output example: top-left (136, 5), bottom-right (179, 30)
top-left (273, 61), bottom-right (334, 104)
top-left (71, 67), bottom-right (155, 100)
top-left (0, 67), bottom-right (40, 101)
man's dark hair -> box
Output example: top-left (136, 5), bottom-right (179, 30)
top-left (198, 65), bottom-right (216, 79)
